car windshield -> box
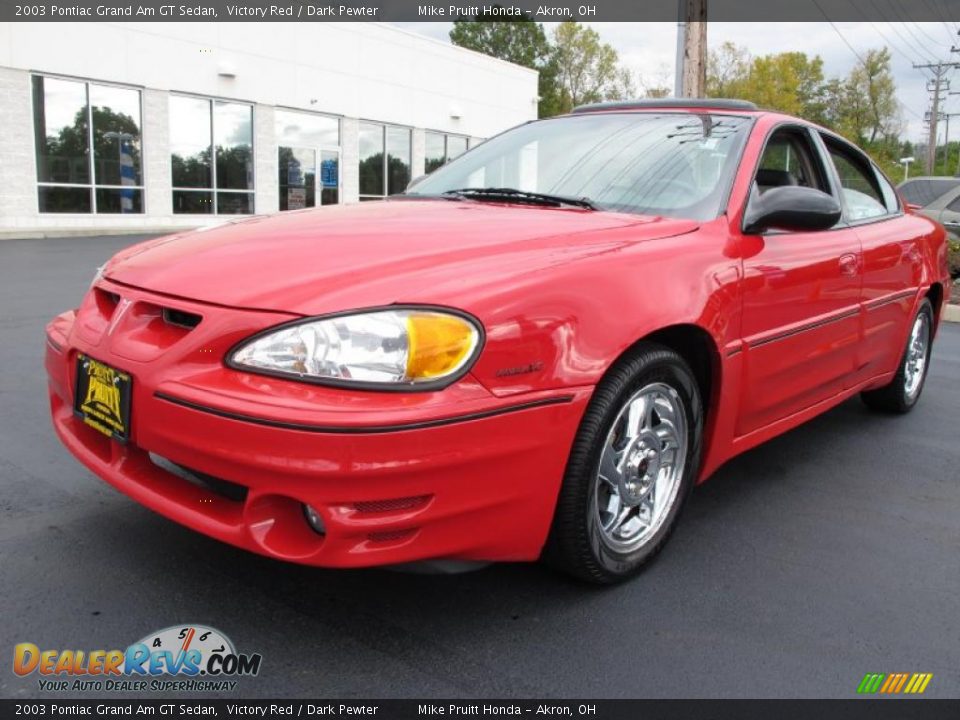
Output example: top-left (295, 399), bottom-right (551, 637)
top-left (407, 112), bottom-right (753, 221)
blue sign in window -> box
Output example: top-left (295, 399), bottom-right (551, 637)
top-left (321, 159), bottom-right (338, 188)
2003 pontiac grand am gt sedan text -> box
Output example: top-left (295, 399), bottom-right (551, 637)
top-left (46, 100), bottom-right (950, 583)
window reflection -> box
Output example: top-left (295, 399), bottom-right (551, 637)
top-left (386, 126), bottom-right (411, 195)
top-left (425, 132), bottom-right (445, 174)
top-left (359, 122), bottom-right (385, 197)
top-left (33, 76), bottom-right (144, 214)
top-left (33, 76), bottom-right (90, 185)
top-left (424, 131), bottom-right (469, 176)
top-left (170, 96), bottom-right (212, 188)
top-left (276, 111), bottom-right (340, 211)
top-left (320, 149), bottom-right (339, 205)
top-left (215, 101), bottom-right (253, 190)
top-left (276, 110), bottom-right (339, 148)
top-left (446, 135), bottom-right (468, 161)
top-left (90, 84), bottom-right (142, 187)
top-left (170, 96), bottom-right (254, 214)
top-left (279, 147), bottom-right (316, 211)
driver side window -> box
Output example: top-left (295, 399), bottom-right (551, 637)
top-left (755, 128), bottom-right (829, 195)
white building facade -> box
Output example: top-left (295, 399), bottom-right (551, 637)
top-left (0, 22), bottom-right (539, 235)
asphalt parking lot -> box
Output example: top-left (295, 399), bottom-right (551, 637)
top-left (1, 234), bottom-right (958, 700)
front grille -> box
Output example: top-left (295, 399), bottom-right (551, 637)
top-left (162, 307), bottom-right (202, 329)
top-left (148, 453), bottom-right (248, 502)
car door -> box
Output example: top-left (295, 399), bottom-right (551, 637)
top-left (818, 133), bottom-right (923, 384)
top-left (737, 125), bottom-right (862, 437)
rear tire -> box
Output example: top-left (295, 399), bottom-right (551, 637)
top-left (860, 298), bottom-right (934, 414)
top-left (545, 343), bottom-right (703, 584)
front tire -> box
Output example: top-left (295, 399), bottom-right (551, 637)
top-left (861, 298), bottom-right (934, 414)
top-left (545, 343), bottom-right (703, 584)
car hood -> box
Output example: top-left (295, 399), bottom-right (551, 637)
top-left (105, 200), bottom-right (698, 315)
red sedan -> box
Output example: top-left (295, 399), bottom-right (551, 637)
top-left (46, 100), bottom-right (950, 583)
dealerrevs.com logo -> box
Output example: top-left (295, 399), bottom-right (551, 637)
top-left (13, 625), bottom-right (262, 693)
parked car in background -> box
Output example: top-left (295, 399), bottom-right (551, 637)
top-left (897, 176), bottom-right (960, 209)
top-left (46, 100), bottom-right (950, 584)
top-left (916, 184), bottom-right (960, 278)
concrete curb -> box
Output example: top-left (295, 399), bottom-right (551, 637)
top-left (944, 303), bottom-right (960, 323)
top-left (0, 228), bottom-right (193, 241)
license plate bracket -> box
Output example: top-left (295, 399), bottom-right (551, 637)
top-left (74, 354), bottom-right (132, 442)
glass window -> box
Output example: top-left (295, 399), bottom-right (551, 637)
top-left (946, 195), bottom-right (960, 213)
top-left (359, 122), bottom-right (411, 198)
top-left (320, 149), bottom-right (339, 205)
top-left (756, 129), bottom-right (828, 193)
top-left (170, 96), bottom-right (212, 188)
top-left (279, 147), bottom-right (316, 211)
top-left (386, 126), bottom-right (411, 195)
top-left (822, 136), bottom-right (888, 221)
top-left (38, 186), bottom-right (91, 213)
top-left (447, 136), bottom-right (468, 161)
top-left (874, 167), bottom-right (900, 213)
top-left (276, 111), bottom-right (340, 210)
top-left (173, 190), bottom-right (213, 214)
top-left (410, 113), bottom-right (752, 220)
top-left (425, 132), bottom-right (446, 174)
top-left (170, 96), bottom-right (254, 214)
top-left (32, 75), bottom-right (143, 214)
top-left (424, 132), bottom-right (469, 174)
top-left (214, 101), bottom-right (253, 190)
top-left (276, 110), bottom-right (339, 148)
top-left (359, 122), bottom-right (385, 197)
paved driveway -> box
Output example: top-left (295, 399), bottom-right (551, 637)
top-left (1, 234), bottom-right (957, 699)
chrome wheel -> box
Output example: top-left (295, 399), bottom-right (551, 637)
top-left (595, 382), bottom-right (688, 552)
top-left (903, 311), bottom-right (930, 400)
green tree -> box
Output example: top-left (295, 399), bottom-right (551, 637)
top-left (550, 21), bottom-right (625, 113)
top-left (449, 9), bottom-right (560, 117)
top-left (849, 48), bottom-right (899, 143)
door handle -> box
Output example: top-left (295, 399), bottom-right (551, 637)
top-left (838, 253), bottom-right (859, 276)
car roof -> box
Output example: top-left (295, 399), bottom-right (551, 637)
top-left (571, 98), bottom-right (760, 114)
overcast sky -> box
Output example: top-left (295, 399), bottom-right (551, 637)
top-left (393, 22), bottom-right (960, 143)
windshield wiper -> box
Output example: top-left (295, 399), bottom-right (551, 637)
top-left (440, 187), bottom-right (598, 210)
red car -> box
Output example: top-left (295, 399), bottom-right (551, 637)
top-left (46, 100), bottom-right (950, 583)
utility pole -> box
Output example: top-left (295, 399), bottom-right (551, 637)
top-left (915, 61), bottom-right (956, 174)
top-left (677, 0), bottom-right (707, 98)
top-left (674, 5), bottom-right (686, 98)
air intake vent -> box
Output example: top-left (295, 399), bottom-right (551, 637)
top-left (162, 307), bottom-right (202, 329)
top-left (353, 495), bottom-right (431, 514)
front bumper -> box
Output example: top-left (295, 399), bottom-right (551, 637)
top-left (46, 282), bottom-right (591, 567)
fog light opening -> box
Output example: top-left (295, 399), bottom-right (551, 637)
top-left (303, 504), bottom-right (326, 535)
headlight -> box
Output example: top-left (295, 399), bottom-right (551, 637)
top-left (228, 308), bottom-right (482, 388)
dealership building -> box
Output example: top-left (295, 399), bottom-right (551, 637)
top-left (0, 22), bottom-right (538, 235)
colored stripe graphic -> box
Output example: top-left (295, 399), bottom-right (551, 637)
top-left (857, 673), bottom-right (885, 693)
top-left (857, 672), bottom-right (932, 694)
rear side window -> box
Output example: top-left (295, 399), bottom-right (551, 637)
top-left (946, 195), bottom-right (960, 213)
top-left (821, 135), bottom-right (888, 221)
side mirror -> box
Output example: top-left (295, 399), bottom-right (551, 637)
top-left (743, 185), bottom-right (842, 234)
top-left (406, 174), bottom-right (427, 191)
